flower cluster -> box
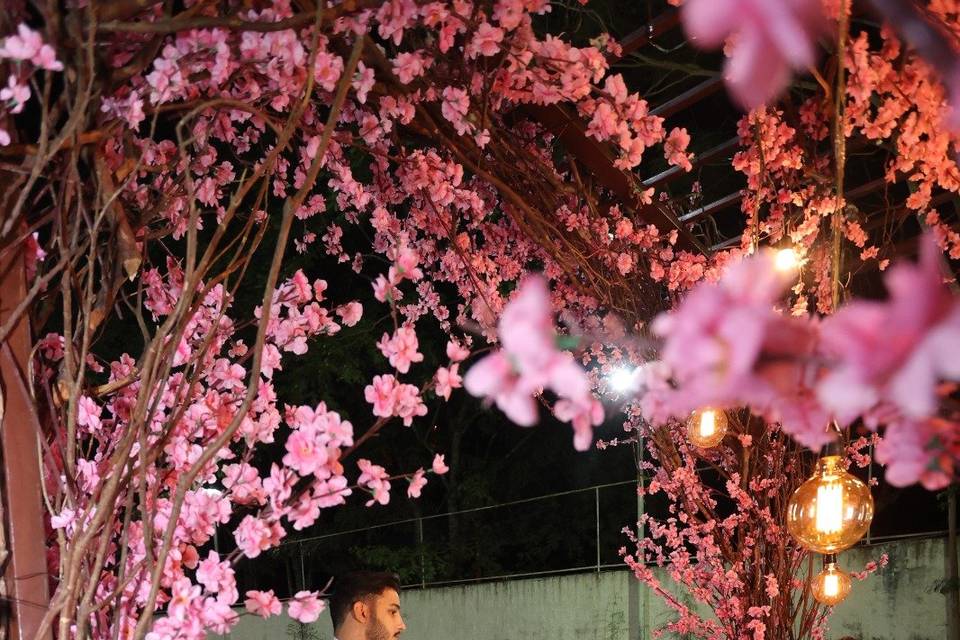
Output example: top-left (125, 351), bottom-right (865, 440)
top-left (464, 276), bottom-right (603, 450)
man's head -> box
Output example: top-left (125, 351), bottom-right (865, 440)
top-left (329, 571), bottom-right (405, 640)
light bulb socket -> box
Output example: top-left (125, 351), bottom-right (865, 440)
top-left (822, 553), bottom-right (838, 567)
top-left (821, 421), bottom-right (844, 457)
top-left (822, 439), bottom-right (840, 457)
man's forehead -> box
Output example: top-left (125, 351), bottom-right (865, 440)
top-left (379, 588), bottom-right (400, 606)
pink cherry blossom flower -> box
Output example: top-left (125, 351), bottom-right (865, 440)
top-left (377, 0), bottom-right (418, 45)
top-left (288, 590), bottom-right (324, 623)
top-left (681, 0), bottom-right (824, 109)
top-left (288, 269), bottom-right (312, 303)
top-left (464, 276), bottom-right (600, 435)
top-left (432, 454), bottom-right (449, 475)
top-left (377, 326), bottom-right (424, 373)
top-left (33, 43), bottom-right (62, 71)
top-left (223, 463), bottom-right (266, 505)
top-left (764, 574), bottom-right (780, 599)
top-left (77, 395), bottom-right (102, 432)
top-left (282, 427), bottom-right (328, 477)
top-left (650, 249), bottom-right (827, 447)
top-left (201, 598), bottom-right (238, 633)
top-left (392, 51), bottom-right (428, 84)
top-left (664, 127), bottom-right (693, 171)
top-left (50, 507), bottom-right (76, 531)
top-left (464, 351), bottom-right (538, 426)
top-left (357, 458), bottom-right (391, 506)
top-left (407, 468), bottom-right (428, 498)
top-left (494, 0), bottom-right (525, 30)
top-left (434, 364), bottom-right (462, 400)
top-left (352, 61), bottom-right (375, 104)
top-left (818, 235), bottom-right (960, 421)
top-left (234, 515), bottom-right (277, 558)
top-left (336, 301), bottom-right (363, 326)
top-left (196, 551), bottom-right (234, 594)
top-left (446, 339), bottom-right (470, 362)
top-left (393, 382), bottom-right (428, 426)
top-left (874, 416), bottom-right (953, 490)
top-left (0, 24), bottom-right (43, 61)
top-left (554, 397), bottom-right (604, 451)
top-left (466, 22), bottom-right (504, 58)
top-left (245, 590), bottom-right (282, 618)
top-left (393, 244), bottom-right (423, 280)
top-left (167, 577), bottom-right (201, 620)
top-left (441, 86), bottom-right (471, 136)
top-left (1, 75), bottom-right (31, 114)
top-left (372, 274), bottom-right (401, 302)
top-left (365, 374), bottom-right (398, 417)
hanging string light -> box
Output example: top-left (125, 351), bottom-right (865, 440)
top-left (686, 408), bottom-right (728, 448)
top-left (811, 554), bottom-right (853, 606)
top-left (786, 453), bottom-right (874, 553)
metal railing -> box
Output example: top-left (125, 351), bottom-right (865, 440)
top-left (236, 480), bottom-right (641, 594)
top-left (236, 477), bottom-right (948, 596)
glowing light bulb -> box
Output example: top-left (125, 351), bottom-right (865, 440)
top-left (787, 455), bottom-right (874, 553)
top-left (608, 367), bottom-right (638, 394)
top-left (815, 482), bottom-right (843, 534)
top-left (686, 408), bottom-right (728, 448)
top-left (823, 573), bottom-right (840, 597)
top-left (811, 556), bottom-right (852, 606)
top-left (774, 247), bottom-right (800, 272)
top-left (701, 412), bottom-right (716, 436)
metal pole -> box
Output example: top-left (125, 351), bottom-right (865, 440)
top-left (299, 542), bottom-right (306, 591)
top-left (638, 436), bottom-right (646, 542)
top-left (417, 518), bottom-right (425, 587)
top-left (595, 487), bottom-right (601, 572)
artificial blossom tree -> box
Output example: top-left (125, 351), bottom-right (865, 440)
top-left (1, 1), bottom-right (960, 639)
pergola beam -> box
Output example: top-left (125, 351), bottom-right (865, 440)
top-left (651, 76), bottom-right (724, 118)
top-left (523, 103), bottom-right (707, 253)
top-left (643, 137), bottom-right (739, 190)
top-left (614, 9), bottom-right (680, 60)
top-left (0, 244), bottom-right (50, 640)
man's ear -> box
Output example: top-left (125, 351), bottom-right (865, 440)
top-left (351, 599), bottom-right (368, 623)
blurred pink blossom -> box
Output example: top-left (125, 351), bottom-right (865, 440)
top-left (818, 235), bottom-right (960, 421)
top-left (681, 0), bottom-right (824, 109)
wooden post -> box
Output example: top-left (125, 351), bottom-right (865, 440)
top-left (0, 243), bottom-right (51, 640)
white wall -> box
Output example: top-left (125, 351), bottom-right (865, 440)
top-left (223, 537), bottom-right (953, 640)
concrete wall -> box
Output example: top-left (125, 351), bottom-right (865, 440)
top-left (225, 537), bottom-right (955, 640)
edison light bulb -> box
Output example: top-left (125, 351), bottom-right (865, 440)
top-left (774, 247), bottom-right (800, 272)
top-left (811, 556), bottom-right (852, 606)
top-left (686, 408), bottom-right (728, 448)
top-left (786, 455), bottom-right (873, 553)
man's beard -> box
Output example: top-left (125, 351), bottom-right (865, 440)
top-left (365, 614), bottom-right (395, 640)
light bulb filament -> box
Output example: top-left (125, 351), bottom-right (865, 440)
top-left (815, 482), bottom-right (843, 534)
top-left (699, 410), bottom-right (716, 437)
top-left (823, 573), bottom-right (839, 597)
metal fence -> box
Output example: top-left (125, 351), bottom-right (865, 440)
top-left (234, 480), bottom-right (642, 595)
top-left (233, 477), bottom-right (949, 597)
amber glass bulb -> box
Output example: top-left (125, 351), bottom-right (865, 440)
top-left (812, 560), bottom-right (852, 606)
top-left (786, 456), bottom-right (874, 553)
top-left (686, 408), bottom-right (728, 448)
